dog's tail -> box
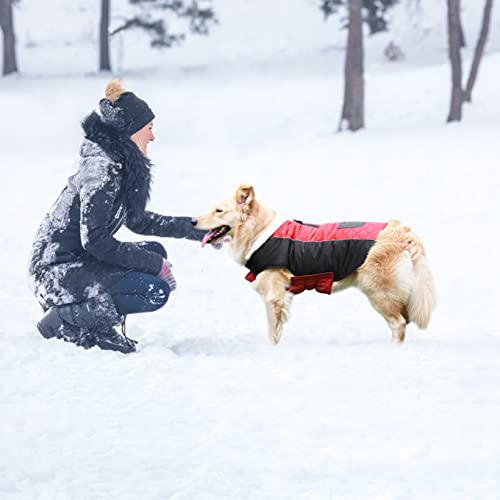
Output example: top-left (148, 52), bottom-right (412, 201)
top-left (407, 244), bottom-right (436, 330)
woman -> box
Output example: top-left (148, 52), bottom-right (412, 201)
top-left (29, 79), bottom-right (207, 354)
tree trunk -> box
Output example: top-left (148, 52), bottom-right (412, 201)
top-left (339, 0), bottom-right (364, 132)
top-left (459, 16), bottom-right (466, 48)
top-left (447, 0), bottom-right (463, 122)
top-left (463, 0), bottom-right (493, 103)
top-left (99, 0), bottom-right (112, 71)
top-left (0, 0), bottom-right (19, 76)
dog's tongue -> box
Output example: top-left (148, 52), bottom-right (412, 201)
top-left (201, 231), bottom-right (214, 248)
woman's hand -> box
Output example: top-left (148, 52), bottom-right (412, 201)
top-left (158, 259), bottom-right (177, 291)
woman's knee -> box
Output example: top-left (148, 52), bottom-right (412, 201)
top-left (139, 241), bottom-right (167, 259)
top-left (146, 280), bottom-right (170, 311)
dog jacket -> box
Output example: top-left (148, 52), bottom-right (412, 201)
top-left (245, 219), bottom-right (387, 294)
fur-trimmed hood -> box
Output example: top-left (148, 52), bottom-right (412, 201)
top-left (81, 111), bottom-right (152, 215)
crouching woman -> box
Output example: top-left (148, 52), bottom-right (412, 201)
top-left (28, 80), bottom-right (205, 354)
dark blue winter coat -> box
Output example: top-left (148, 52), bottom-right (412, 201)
top-left (29, 112), bottom-right (204, 309)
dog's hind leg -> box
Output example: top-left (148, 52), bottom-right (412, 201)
top-left (254, 269), bottom-right (293, 345)
top-left (363, 291), bottom-right (408, 343)
top-left (387, 314), bottom-right (407, 343)
top-left (358, 268), bottom-right (409, 343)
top-left (367, 293), bottom-right (408, 343)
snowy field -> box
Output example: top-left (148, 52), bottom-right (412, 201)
top-left (1, 1), bottom-right (500, 499)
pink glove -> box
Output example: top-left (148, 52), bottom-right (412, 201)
top-left (158, 259), bottom-right (177, 291)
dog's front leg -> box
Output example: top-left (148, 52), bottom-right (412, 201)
top-left (254, 269), bottom-right (293, 345)
top-left (263, 299), bottom-right (287, 345)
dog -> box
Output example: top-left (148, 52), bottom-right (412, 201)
top-left (194, 185), bottom-right (436, 345)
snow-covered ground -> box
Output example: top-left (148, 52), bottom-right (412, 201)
top-left (1, 1), bottom-right (500, 499)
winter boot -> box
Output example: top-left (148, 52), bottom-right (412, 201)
top-left (37, 305), bottom-right (97, 349)
top-left (88, 294), bottom-right (137, 354)
top-left (119, 315), bottom-right (138, 346)
top-left (37, 294), bottom-right (136, 354)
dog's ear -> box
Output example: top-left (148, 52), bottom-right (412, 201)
top-left (235, 185), bottom-right (255, 206)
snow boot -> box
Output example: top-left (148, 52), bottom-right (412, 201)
top-left (37, 294), bottom-right (136, 354)
top-left (37, 304), bottom-right (97, 349)
top-left (90, 294), bottom-right (137, 354)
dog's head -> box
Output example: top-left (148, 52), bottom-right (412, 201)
top-left (194, 184), bottom-right (256, 247)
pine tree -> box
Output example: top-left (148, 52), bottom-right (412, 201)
top-left (98, 1), bottom-right (216, 72)
top-left (321, 0), bottom-right (492, 125)
top-left (111, 0), bottom-right (216, 49)
top-left (320, 0), bottom-right (399, 35)
top-left (321, 0), bottom-right (398, 132)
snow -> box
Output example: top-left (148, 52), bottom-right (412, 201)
top-left (1, 0), bottom-right (500, 499)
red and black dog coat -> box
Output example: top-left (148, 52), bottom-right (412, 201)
top-left (245, 220), bottom-right (387, 294)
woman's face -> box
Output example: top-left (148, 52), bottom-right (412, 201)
top-left (132, 121), bottom-right (155, 155)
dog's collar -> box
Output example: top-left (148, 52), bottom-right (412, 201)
top-left (245, 215), bottom-right (287, 263)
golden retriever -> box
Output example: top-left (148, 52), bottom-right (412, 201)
top-left (194, 185), bottom-right (436, 345)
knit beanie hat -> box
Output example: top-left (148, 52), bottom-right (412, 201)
top-left (99, 79), bottom-right (155, 136)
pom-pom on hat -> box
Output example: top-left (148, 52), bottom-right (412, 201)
top-left (99, 79), bottom-right (155, 136)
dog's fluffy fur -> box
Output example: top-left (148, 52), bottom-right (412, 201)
top-left (196, 185), bottom-right (436, 344)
